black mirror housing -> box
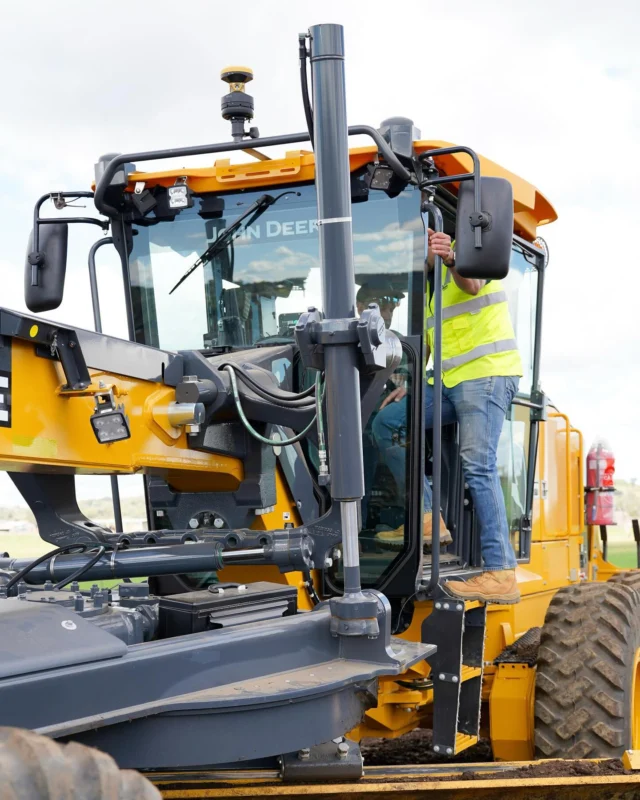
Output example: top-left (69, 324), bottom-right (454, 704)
top-left (454, 177), bottom-right (513, 280)
top-left (24, 223), bottom-right (68, 312)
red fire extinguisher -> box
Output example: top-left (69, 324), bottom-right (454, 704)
top-left (585, 437), bottom-right (616, 526)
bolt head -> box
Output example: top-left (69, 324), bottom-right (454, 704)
top-left (443, 602), bottom-right (450, 610)
top-left (188, 518), bottom-right (199, 529)
top-left (438, 673), bottom-right (445, 681)
top-left (435, 602), bottom-right (442, 609)
top-left (433, 745), bottom-right (440, 752)
top-left (446, 747), bottom-right (453, 755)
top-left (452, 675), bottom-right (459, 683)
top-left (324, 557), bottom-right (333, 568)
top-left (298, 748), bottom-right (310, 760)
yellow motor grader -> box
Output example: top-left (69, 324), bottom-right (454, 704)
top-left (0, 21), bottom-right (639, 800)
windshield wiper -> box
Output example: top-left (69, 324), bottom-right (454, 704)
top-left (169, 190), bottom-right (300, 295)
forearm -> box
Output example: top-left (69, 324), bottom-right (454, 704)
top-left (449, 265), bottom-right (485, 296)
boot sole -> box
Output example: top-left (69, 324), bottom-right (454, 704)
top-left (442, 586), bottom-right (521, 605)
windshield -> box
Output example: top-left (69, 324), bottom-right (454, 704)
top-left (129, 179), bottom-right (425, 350)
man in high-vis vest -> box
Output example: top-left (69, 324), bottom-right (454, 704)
top-left (371, 228), bottom-right (522, 604)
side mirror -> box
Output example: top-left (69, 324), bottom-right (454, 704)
top-left (24, 223), bottom-right (68, 312)
top-left (454, 177), bottom-right (513, 279)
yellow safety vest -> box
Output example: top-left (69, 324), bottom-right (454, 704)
top-left (426, 267), bottom-right (522, 388)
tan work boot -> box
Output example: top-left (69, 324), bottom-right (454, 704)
top-left (375, 513), bottom-right (452, 551)
top-left (443, 570), bottom-right (520, 605)
top-left (423, 513), bottom-right (453, 547)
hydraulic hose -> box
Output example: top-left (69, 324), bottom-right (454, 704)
top-left (224, 365), bottom-right (323, 447)
top-left (0, 543), bottom-right (265, 586)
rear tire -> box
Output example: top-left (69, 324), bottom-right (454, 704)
top-left (535, 582), bottom-right (640, 758)
top-left (608, 570), bottom-right (640, 591)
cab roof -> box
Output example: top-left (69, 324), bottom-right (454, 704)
top-left (127, 139), bottom-right (557, 242)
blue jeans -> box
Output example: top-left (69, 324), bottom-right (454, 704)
top-left (371, 376), bottom-right (519, 571)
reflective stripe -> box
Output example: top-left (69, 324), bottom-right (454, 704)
top-left (426, 291), bottom-right (508, 329)
top-left (442, 338), bottom-right (518, 371)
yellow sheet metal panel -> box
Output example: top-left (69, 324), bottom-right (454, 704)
top-left (490, 663), bottom-right (535, 761)
top-left (623, 750), bottom-right (640, 770)
top-left (0, 340), bottom-right (244, 480)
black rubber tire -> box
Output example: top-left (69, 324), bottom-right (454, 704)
top-left (608, 570), bottom-right (640, 591)
top-left (534, 582), bottom-right (640, 759)
top-left (0, 727), bottom-right (160, 799)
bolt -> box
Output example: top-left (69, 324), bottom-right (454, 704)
top-left (337, 742), bottom-right (349, 759)
top-left (457, 604), bottom-right (463, 611)
top-left (188, 518), bottom-right (199, 529)
top-left (438, 673), bottom-right (445, 681)
top-left (446, 747), bottom-right (453, 755)
top-left (452, 675), bottom-right (459, 683)
top-left (464, 498), bottom-right (469, 506)
top-left (214, 517), bottom-right (224, 529)
top-left (186, 424), bottom-right (200, 434)
top-left (297, 500), bottom-right (302, 509)
top-left (433, 745), bottom-right (440, 753)
top-left (332, 738), bottom-right (343, 744)
top-left (71, 581), bottom-right (80, 593)
top-left (435, 602), bottom-right (442, 609)
top-left (298, 748), bottom-right (310, 760)
top-left (74, 594), bottom-right (84, 612)
top-left (44, 580), bottom-right (53, 591)
top-left (324, 557), bottom-right (333, 568)
top-left (443, 602), bottom-right (450, 610)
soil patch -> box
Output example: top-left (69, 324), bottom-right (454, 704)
top-left (361, 728), bottom-right (492, 766)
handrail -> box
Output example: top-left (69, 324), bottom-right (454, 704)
top-left (548, 412), bottom-right (573, 536)
top-left (94, 125), bottom-right (411, 218)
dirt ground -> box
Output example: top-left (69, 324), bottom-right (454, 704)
top-left (361, 729), bottom-right (492, 766)
top-left (360, 729), bottom-right (630, 779)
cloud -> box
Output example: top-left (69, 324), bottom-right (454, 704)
top-left (0, 0), bottom-right (637, 502)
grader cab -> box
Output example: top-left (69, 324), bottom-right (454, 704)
top-left (0, 21), bottom-right (639, 799)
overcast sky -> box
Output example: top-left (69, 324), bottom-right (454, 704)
top-left (0, 0), bottom-right (638, 508)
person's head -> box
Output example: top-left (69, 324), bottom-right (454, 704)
top-left (356, 281), bottom-right (405, 328)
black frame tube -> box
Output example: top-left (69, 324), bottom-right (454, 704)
top-left (522, 248), bottom-right (546, 548)
top-left (633, 519), bottom-right (640, 569)
top-left (421, 203), bottom-right (444, 592)
top-left (94, 126), bottom-right (411, 218)
top-left (88, 235), bottom-right (123, 533)
top-left (88, 236), bottom-right (114, 334)
top-left (419, 146), bottom-right (482, 248)
top-left (30, 192), bottom-right (109, 287)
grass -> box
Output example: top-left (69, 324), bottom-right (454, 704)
top-left (606, 542), bottom-right (639, 569)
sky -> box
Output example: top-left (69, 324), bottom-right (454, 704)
top-left (0, 0), bottom-right (638, 508)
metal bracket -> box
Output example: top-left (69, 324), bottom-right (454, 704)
top-left (530, 389), bottom-right (548, 421)
top-left (281, 738), bottom-right (363, 782)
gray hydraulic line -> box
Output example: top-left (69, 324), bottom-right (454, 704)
top-left (309, 24), bottom-right (363, 597)
top-left (0, 543), bottom-right (264, 586)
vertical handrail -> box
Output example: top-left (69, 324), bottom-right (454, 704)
top-left (548, 412), bottom-right (572, 536)
top-left (422, 203), bottom-right (444, 593)
top-left (571, 426), bottom-right (584, 532)
top-left (88, 236), bottom-right (123, 534)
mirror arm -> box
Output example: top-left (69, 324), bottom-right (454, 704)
top-left (418, 146), bottom-right (484, 248)
top-left (29, 192), bottom-right (108, 287)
